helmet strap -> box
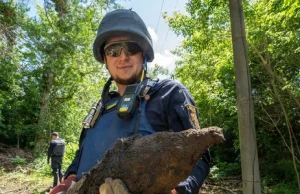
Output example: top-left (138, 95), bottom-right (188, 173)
top-left (140, 56), bottom-right (147, 82)
top-left (143, 56), bottom-right (147, 71)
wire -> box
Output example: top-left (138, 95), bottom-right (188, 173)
top-left (105, 0), bottom-right (110, 11)
top-left (160, 29), bottom-right (169, 53)
top-left (160, 0), bottom-right (179, 53)
top-left (155, 0), bottom-right (165, 33)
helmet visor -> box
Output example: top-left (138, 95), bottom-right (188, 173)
top-left (104, 41), bottom-right (143, 57)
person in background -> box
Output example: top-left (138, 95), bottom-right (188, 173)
top-left (50, 9), bottom-right (210, 194)
top-left (48, 132), bottom-right (65, 188)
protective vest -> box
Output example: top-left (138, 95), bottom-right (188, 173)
top-left (76, 80), bottom-right (166, 179)
top-left (52, 138), bottom-right (65, 156)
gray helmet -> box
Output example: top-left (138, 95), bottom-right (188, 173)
top-left (93, 9), bottom-right (154, 64)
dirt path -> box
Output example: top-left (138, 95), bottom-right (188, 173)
top-left (0, 144), bottom-right (52, 194)
top-left (0, 172), bottom-right (52, 194)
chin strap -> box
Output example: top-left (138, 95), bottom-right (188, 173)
top-left (143, 56), bottom-right (148, 71)
top-left (140, 56), bottom-right (148, 82)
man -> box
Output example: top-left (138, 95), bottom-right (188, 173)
top-left (50, 9), bottom-right (210, 194)
top-left (48, 132), bottom-right (65, 188)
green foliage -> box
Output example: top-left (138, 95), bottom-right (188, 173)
top-left (27, 140), bottom-right (78, 176)
top-left (147, 64), bottom-right (169, 78)
top-left (0, 0), bottom-right (122, 150)
top-left (62, 141), bottom-right (78, 171)
top-left (210, 162), bottom-right (241, 179)
top-left (10, 156), bottom-right (27, 165)
top-left (28, 153), bottom-right (52, 176)
top-left (265, 183), bottom-right (299, 194)
top-left (0, 167), bottom-right (4, 176)
top-left (165, 0), bottom-right (240, 170)
top-left (1, 0), bottom-right (299, 192)
top-left (0, 163), bottom-right (52, 193)
top-left (262, 157), bottom-right (300, 187)
top-left (166, 0), bottom-right (300, 191)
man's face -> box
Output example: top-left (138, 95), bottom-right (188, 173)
top-left (104, 36), bottom-right (143, 85)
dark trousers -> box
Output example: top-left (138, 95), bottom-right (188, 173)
top-left (51, 157), bottom-right (63, 187)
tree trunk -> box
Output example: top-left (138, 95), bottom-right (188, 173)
top-left (33, 0), bottom-right (74, 152)
top-left (35, 69), bottom-right (54, 152)
top-left (229, 1), bottom-right (261, 194)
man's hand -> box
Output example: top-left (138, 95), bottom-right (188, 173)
top-left (49, 174), bottom-right (76, 194)
top-left (99, 178), bottom-right (130, 194)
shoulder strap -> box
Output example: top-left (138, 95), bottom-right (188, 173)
top-left (147, 79), bottom-right (172, 96)
top-left (140, 78), bottom-right (159, 96)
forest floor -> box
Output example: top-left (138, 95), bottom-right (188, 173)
top-left (0, 144), bottom-right (242, 194)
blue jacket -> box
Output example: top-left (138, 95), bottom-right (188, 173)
top-left (65, 79), bottom-right (210, 194)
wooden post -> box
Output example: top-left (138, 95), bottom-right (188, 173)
top-left (229, 0), bottom-right (262, 193)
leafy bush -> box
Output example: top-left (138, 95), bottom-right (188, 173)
top-left (261, 158), bottom-right (299, 186)
top-left (267, 183), bottom-right (298, 194)
top-left (28, 155), bottom-right (52, 176)
top-left (26, 140), bottom-right (78, 177)
top-left (210, 162), bottom-right (241, 179)
top-left (0, 167), bottom-right (4, 176)
top-left (62, 141), bottom-right (78, 171)
top-left (11, 156), bottom-right (27, 165)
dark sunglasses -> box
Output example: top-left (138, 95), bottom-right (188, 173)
top-left (104, 41), bottom-right (143, 57)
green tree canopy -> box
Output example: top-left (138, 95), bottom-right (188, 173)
top-left (166, 0), bottom-right (299, 191)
